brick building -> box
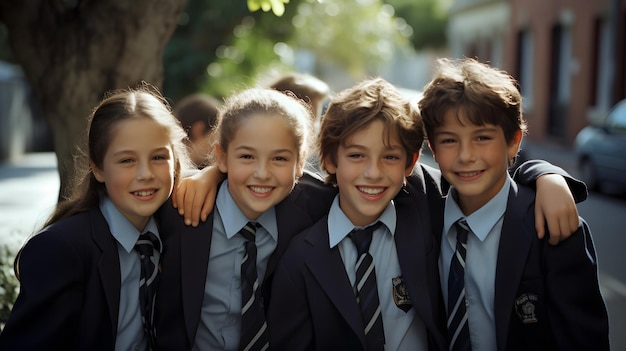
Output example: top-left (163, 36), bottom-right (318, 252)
top-left (447, 0), bottom-right (626, 144)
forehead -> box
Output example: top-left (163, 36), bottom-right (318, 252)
top-left (229, 113), bottom-right (298, 149)
top-left (344, 120), bottom-right (401, 146)
top-left (107, 118), bottom-right (171, 152)
top-left (440, 108), bottom-right (478, 127)
top-left (437, 109), bottom-right (503, 136)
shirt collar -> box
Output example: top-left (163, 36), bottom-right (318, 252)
top-left (443, 175), bottom-right (511, 241)
top-left (328, 194), bottom-right (396, 248)
top-left (216, 180), bottom-right (278, 241)
top-left (100, 196), bottom-right (161, 253)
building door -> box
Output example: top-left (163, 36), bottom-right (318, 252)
top-left (547, 24), bottom-right (572, 140)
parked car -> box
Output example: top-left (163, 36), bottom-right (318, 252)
top-left (574, 98), bottom-right (626, 194)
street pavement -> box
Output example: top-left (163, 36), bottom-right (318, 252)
top-left (0, 152), bottom-right (59, 253)
top-left (0, 150), bottom-right (624, 347)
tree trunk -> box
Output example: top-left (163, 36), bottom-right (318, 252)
top-left (0, 0), bottom-right (185, 201)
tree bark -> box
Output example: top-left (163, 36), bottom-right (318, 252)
top-left (0, 0), bottom-right (185, 201)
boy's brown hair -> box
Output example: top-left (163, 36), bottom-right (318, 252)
top-left (319, 77), bottom-right (424, 184)
top-left (419, 57), bottom-right (527, 152)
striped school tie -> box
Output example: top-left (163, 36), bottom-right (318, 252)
top-left (447, 219), bottom-right (472, 351)
top-left (134, 231), bottom-right (160, 350)
top-left (239, 222), bottom-right (269, 351)
top-left (349, 221), bottom-right (385, 351)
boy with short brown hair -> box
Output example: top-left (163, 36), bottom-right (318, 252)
top-left (419, 57), bottom-right (609, 350)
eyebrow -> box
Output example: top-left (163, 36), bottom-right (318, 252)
top-left (234, 145), bottom-right (296, 154)
top-left (111, 146), bottom-right (171, 156)
top-left (435, 125), bottom-right (500, 135)
top-left (343, 143), bottom-right (403, 151)
top-left (472, 126), bottom-right (500, 133)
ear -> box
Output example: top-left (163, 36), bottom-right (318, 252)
top-left (405, 152), bottom-right (419, 177)
top-left (427, 140), bottom-right (437, 162)
top-left (508, 130), bottom-right (523, 159)
top-left (322, 155), bottom-right (337, 175)
top-left (91, 161), bottom-right (105, 183)
top-left (296, 157), bottom-right (305, 178)
top-left (215, 144), bottom-right (228, 173)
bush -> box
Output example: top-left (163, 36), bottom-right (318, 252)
top-left (0, 243), bottom-right (18, 327)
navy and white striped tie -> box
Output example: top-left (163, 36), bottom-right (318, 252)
top-left (239, 222), bottom-right (269, 351)
top-left (349, 221), bottom-right (385, 351)
top-left (135, 231), bottom-right (160, 350)
top-left (447, 219), bottom-right (471, 351)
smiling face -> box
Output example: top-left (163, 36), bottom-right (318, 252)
top-left (430, 108), bottom-right (521, 215)
top-left (216, 113), bottom-right (304, 220)
top-left (324, 120), bottom-right (416, 226)
top-left (92, 117), bottom-right (175, 231)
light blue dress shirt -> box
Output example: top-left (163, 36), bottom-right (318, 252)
top-left (100, 196), bottom-right (162, 351)
top-left (328, 195), bottom-right (428, 351)
top-left (193, 181), bottom-right (278, 351)
top-left (439, 175), bottom-right (511, 351)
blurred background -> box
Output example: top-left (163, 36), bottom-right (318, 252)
top-left (1, 0), bottom-right (625, 345)
top-left (2, 0), bottom-right (625, 160)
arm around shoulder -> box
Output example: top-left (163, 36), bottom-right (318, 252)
top-left (513, 159), bottom-right (587, 203)
top-left (514, 160), bottom-right (587, 242)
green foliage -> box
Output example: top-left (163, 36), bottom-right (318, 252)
top-left (163, 0), bottom-right (303, 102)
top-left (163, 0), bottom-right (438, 102)
top-left (385, 0), bottom-right (449, 50)
top-left (200, 16), bottom-right (293, 98)
top-left (247, 0), bottom-right (290, 16)
top-left (288, 0), bottom-right (409, 76)
top-left (0, 243), bottom-right (18, 328)
top-left (163, 0), bottom-right (254, 101)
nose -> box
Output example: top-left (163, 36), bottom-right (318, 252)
top-left (363, 159), bottom-right (383, 180)
top-left (254, 161), bottom-right (270, 179)
top-left (459, 141), bottom-right (476, 163)
top-left (136, 160), bottom-right (155, 181)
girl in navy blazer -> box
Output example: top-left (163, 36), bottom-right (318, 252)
top-left (154, 88), bottom-right (334, 350)
top-left (0, 84), bottom-right (193, 350)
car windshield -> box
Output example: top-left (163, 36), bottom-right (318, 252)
top-left (608, 100), bottom-right (626, 134)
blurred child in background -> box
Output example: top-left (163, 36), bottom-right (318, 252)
top-left (174, 93), bottom-right (221, 169)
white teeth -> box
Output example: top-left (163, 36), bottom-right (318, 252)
top-left (250, 186), bottom-right (272, 194)
top-left (134, 190), bottom-right (155, 196)
top-left (358, 187), bottom-right (384, 195)
top-left (459, 171), bottom-right (481, 177)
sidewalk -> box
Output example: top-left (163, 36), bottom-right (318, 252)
top-left (0, 152), bottom-right (59, 252)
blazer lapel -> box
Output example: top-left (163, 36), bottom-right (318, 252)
top-left (180, 213), bottom-right (215, 346)
top-left (394, 187), bottom-right (447, 350)
top-left (304, 221), bottom-right (367, 348)
top-left (494, 183), bottom-right (534, 350)
top-left (266, 191), bottom-right (314, 282)
top-left (92, 208), bottom-right (122, 340)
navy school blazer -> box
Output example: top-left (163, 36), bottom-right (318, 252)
top-left (266, 172), bottom-right (448, 351)
top-left (154, 173), bottom-right (337, 350)
top-left (493, 182), bottom-right (609, 350)
top-left (153, 160), bottom-right (583, 350)
top-left (0, 208), bottom-right (122, 350)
